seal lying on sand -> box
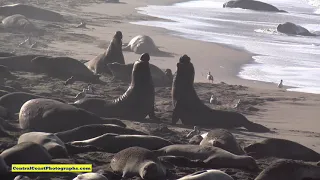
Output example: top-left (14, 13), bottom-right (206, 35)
top-left (86, 31), bottom-right (125, 75)
top-left (178, 170), bottom-right (234, 180)
top-left (111, 147), bottom-right (166, 179)
top-left (73, 173), bottom-right (108, 180)
top-left (0, 14), bottom-right (41, 34)
top-left (254, 159), bottom-right (320, 180)
top-left (223, 0), bottom-right (287, 13)
top-left (277, 22), bottom-right (316, 36)
top-left (171, 55), bottom-right (270, 132)
top-left (0, 142), bottom-right (52, 166)
top-left (0, 4), bottom-right (67, 22)
top-left (0, 92), bottom-right (65, 116)
top-left (107, 62), bottom-right (171, 87)
top-left (122, 35), bottom-right (159, 54)
top-left (31, 56), bottom-right (100, 82)
top-left (18, 132), bottom-right (68, 158)
top-left (55, 124), bottom-right (146, 143)
top-left (73, 53), bottom-right (157, 121)
top-left (19, 98), bottom-right (125, 132)
top-left (154, 144), bottom-right (258, 170)
top-left (69, 133), bottom-right (173, 153)
top-left (200, 129), bottom-right (245, 155)
top-left (244, 138), bottom-right (320, 162)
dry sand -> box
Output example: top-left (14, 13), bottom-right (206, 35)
top-left (0, 0), bottom-right (320, 179)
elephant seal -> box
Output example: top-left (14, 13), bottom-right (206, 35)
top-left (244, 138), bottom-right (320, 162)
top-left (73, 173), bottom-right (108, 180)
top-left (277, 22), bottom-right (316, 36)
top-left (0, 92), bottom-right (65, 116)
top-left (122, 35), bottom-right (159, 54)
top-left (1, 14), bottom-right (39, 33)
top-left (172, 55), bottom-right (270, 132)
top-left (73, 53), bottom-right (157, 121)
top-left (189, 135), bottom-right (203, 145)
top-left (165, 69), bottom-right (173, 84)
top-left (86, 31), bottom-right (125, 75)
top-left (254, 159), bottom-right (320, 180)
top-left (31, 56), bottom-right (100, 82)
top-left (19, 98), bottom-right (125, 132)
top-left (18, 132), bottom-right (68, 158)
top-left (158, 156), bottom-right (205, 168)
top-left (223, 0), bottom-right (287, 13)
top-left (154, 144), bottom-right (258, 170)
top-left (0, 4), bottom-right (67, 22)
top-left (0, 55), bottom-right (39, 72)
top-left (55, 124), bottom-right (146, 143)
top-left (69, 133), bottom-right (173, 153)
top-left (200, 129), bottom-right (245, 155)
top-left (178, 170), bottom-right (234, 180)
top-left (111, 147), bottom-right (166, 179)
top-left (107, 62), bottom-right (171, 87)
top-left (0, 142), bottom-right (52, 166)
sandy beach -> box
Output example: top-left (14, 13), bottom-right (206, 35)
top-left (0, 0), bottom-right (320, 179)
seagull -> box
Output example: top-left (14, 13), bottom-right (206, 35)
top-left (207, 72), bottom-right (214, 83)
top-left (64, 76), bottom-right (75, 85)
top-left (278, 79), bottom-right (283, 88)
top-left (210, 95), bottom-right (217, 104)
top-left (186, 126), bottom-right (200, 138)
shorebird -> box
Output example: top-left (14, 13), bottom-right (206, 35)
top-left (207, 72), bottom-right (214, 83)
top-left (186, 126), bottom-right (200, 138)
top-left (210, 95), bottom-right (218, 104)
top-left (64, 76), bottom-right (75, 85)
top-left (278, 79), bottom-right (283, 88)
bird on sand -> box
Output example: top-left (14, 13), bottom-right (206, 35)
top-left (207, 72), bottom-right (214, 83)
top-left (278, 79), bottom-right (283, 88)
top-left (210, 95), bottom-right (218, 104)
top-left (64, 76), bottom-right (75, 85)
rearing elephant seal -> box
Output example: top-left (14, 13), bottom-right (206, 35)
top-left (73, 53), bottom-right (157, 121)
top-left (86, 31), bottom-right (125, 75)
top-left (200, 129), bottom-right (245, 155)
top-left (172, 55), bottom-right (270, 132)
top-left (277, 22), bottom-right (316, 36)
top-left (111, 147), bottom-right (166, 179)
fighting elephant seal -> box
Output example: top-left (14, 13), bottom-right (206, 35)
top-left (55, 124), bottom-right (146, 143)
top-left (200, 129), bottom-right (245, 155)
top-left (277, 22), bottom-right (316, 36)
top-left (223, 0), bottom-right (287, 13)
top-left (154, 144), bottom-right (258, 170)
top-left (18, 132), bottom-right (68, 158)
top-left (19, 98), bottom-right (125, 132)
top-left (107, 62), bottom-right (171, 87)
top-left (171, 55), bottom-right (270, 132)
top-left (122, 35), bottom-right (159, 54)
top-left (0, 142), bottom-right (52, 166)
top-left (73, 53), bottom-right (157, 121)
top-left (31, 56), bottom-right (100, 82)
top-left (73, 173), bottom-right (108, 180)
top-left (0, 92), bottom-right (65, 116)
top-left (0, 4), bottom-right (67, 22)
top-left (244, 138), bottom-right (320, 162)
top-left (178, 170), bottom-right (234, 180)
top-left (69, 133), bottom-right (172, 153)
top-left (254, 159), bottom-right (320, 180)
top-left (86, 31), bottom-right (125, 75)
top-left (111, 147), bottom-right (166, 179)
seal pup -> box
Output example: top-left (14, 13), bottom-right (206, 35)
top-left (0, 142), bottom-right (52, 166)
top-left (244, 138), bottom-right (320, 162)
top-left (55, 124), bottom-right (146, 143)
top-left (277, 22), bottom-right (316, 36)
top-left (86, 31), bottom-right (125, 75)
top-left (171, 55), bottom-right (270, 132)
top-left (69, 133), bottom-right (173, 153)
top-left (200, 129), bottom-right (245, 155)
top-left (278, 79), bottom-right (283, 88)
top-left (111, 147), bottom-right (166, 179)
top-left (207, 72), bottom-right (213, 83)
top-left (223, 0), bottom-right (287, 13)
top-left (254, 159), bottom-right (320, 180)
top-left (19, 98), bottom-right (125, 132)
top-left (73, 173), bottom-right (108, 180)
top-left (122, 35), bottom-right (159, 54)
top-left (178, 169), bottom-right (234, 180)
top-left (154, 144), bottom-right (258, 170)
top-left (18, 132), bottom-right (68, 158)
top-left (73, 53), bottom-right (158, 121)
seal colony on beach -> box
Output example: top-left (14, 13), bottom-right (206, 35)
top-left (171, 55), bottom-right (270, 132)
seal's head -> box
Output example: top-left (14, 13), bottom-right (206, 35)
top-left (277, 22), bottom-right (296, 34)
top-left (140, 53), bottom-right (150, 62)
top-left (114, 31), bottom-right (123, 40)
top-left (175, 54), bottom-right (194, 85)
top-left (131, 53), bottom-right (153, 86)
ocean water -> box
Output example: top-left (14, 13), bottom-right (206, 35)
top-left (132, 0), bottom-right (320, 94)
